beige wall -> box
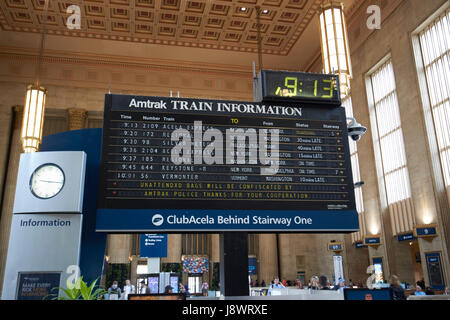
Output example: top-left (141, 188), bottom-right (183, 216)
top-left (348, 0), bottom-right (449, 286)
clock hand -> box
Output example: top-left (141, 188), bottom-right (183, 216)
top-left (39, 180), bottom-right (63, 183)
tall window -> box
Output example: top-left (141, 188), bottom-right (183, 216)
top-left (415, 8), bottom-right (450, 187)
top-left (182, 234), bottom-right (209, 255)
top-left (367, 59), bottom-right (412, 205)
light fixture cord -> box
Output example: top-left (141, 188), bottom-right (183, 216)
top-left (35, 0), bottom-right (50, 87)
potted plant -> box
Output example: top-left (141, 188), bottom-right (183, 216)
top-left (45, 276), bottom-right (107, 300)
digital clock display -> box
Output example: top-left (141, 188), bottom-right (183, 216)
top-left (257, 70), bottom-right (341, 105)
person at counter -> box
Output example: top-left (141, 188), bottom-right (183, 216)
top-left (140, 280), bottom-right (150, 294)
top-left (122, 279), bottom-right (135, 300)
top-left (108, 281), bottom-right (122, 300)
top-left (333, 278), bottom-right (347, 292)
top-left (164, 285), bottom-right (173, 294)
top-left (425, 287), bottom-right (435, 295)
top-left (308, 276), bottom-right (320, 290)
top-left (296, 279), bottom-right (303, 289)
top-left (318, 275), bottom-right (330, 290)
top-left (390, 275), bottom-right (406, 300)
top-left (414, 285), bottom-right (426, 296)
top-left (268, 278), bottom-right (285, 295)
top-left (201, 281), bottom-right (209, 296)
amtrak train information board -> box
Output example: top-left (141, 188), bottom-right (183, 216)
top-left (96, 94), bottom-right (358, 232)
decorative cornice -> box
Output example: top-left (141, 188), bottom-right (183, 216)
top-left (0, 45), bottom-right (254, 78)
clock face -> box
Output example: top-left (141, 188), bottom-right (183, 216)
top-left (30, 164), bottom-right (65, 199)
top-left (261, 70), bottom-right (341, 104)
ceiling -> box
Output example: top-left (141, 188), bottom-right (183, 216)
top-left (0, 0), bottom-right (361, 57)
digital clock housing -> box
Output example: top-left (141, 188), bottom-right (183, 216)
top-left (254, 70), bottom-right (341, 105)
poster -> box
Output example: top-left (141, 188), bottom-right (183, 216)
top-left (148, 276), bottom-right (159, 294)
top-left (16, 272), bottom-right (61, 300)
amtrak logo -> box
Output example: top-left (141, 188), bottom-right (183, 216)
top-left (152, 214), bottom-right (164, 226)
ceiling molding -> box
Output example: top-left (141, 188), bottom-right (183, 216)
top-left (0, 45), bottom-right (254, 78)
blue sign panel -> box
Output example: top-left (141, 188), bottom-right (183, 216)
top-left (140, 234), bottom-right (168, 258)
top-left (415, 226), bottom-right (437, 237)
top-left (96, 94), bottom-right (358, 232)
top-left (248, 257), bottom-right (257, 275)
top-left (364, 236), bottom-right (381, 245)
top-left (398, 233), bottom-right (416, 242)
top-left (16, 272), bottom-right (61, 300)
top-left (425, 252), bottom-right (445, 290)
top-left (97, 209), bottom-right (358, 232)
top-left (355, 242), bottom-right (365, 248)
top-left (328, 243), bottom-right (343, 251)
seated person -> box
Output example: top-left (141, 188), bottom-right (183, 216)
top-left (414, 285), bottom-right (426, 296)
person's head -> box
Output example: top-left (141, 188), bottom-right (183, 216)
top-left (140, 280), bottom-right (146, 287)
top-left (273, 278), bottom-right (280, 285)
top-left (125, 280), bottom-right (131, 286)
top-left (445, 287), bottom-right (450, 294)
top-left (416, 285), bottom-right (422, 291)
top-left (318, 275), bottom-right (328, 288)
top-left (311, 276), bottom-right (319, 286)
top-left (164, 285), bottom-right (173, 294)
top-left (390, 275), bottom-right (401, 287)
top-left (338, 278), bottom-right (346, 287)
top-left (112, 281), bottom-right (118, 288)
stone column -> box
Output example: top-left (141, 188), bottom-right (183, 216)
top-left (257, 234), bottom-right (278, 285)
top-left (106, 234), bottom-right (132, 264)
top-left (0, 106), bottom-right (23, 295)
top-left (162, 234), bottom-right (182, 263)
top-left (129, 255), bottom-right (139, 287)
top-left (67, 108), bottom-right (87, 131)
top-left (278, 234), bottom-right (294, 280)
top-left (210, 234), bottom-right (220, 263)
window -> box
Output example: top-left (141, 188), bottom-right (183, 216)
top-left (188, 275), bottom-right (202, 294)
top-left (367, 59), bottom-right (412, 205)
top-left (182, 234), bottom-right (209, 255)
top-left (414, 7), bottom-right (450, 187)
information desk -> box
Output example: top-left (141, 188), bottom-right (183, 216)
top-left (96, 94), bottom-right (358, 232)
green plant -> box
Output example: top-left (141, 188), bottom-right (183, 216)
top-left (210, 263), bottom-right (220, 291)
top-left (45, 276), bottom-right (107, 300)
top-left (105, 263), bottom-right (130, 290)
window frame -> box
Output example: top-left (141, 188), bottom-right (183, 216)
top-left (365, 54), bottom-right (412, 209)
top-left (411, 3), bottom-right (450, 191)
